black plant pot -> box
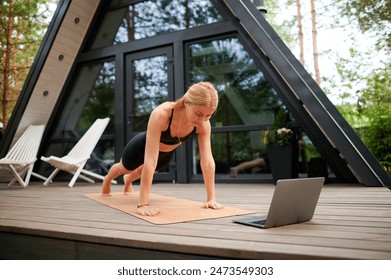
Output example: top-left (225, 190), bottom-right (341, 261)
top-left (266, 143), bottom-right (298, 184)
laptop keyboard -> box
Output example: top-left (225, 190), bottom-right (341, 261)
top-left (251, 219), bottom-right (266, 225)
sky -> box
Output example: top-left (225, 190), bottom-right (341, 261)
top-left (268, 0), bottom-right (387, 105)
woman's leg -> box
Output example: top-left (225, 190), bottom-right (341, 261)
top-left (123, 150), bottom-right (173, 194)
top-left (109, 132), bottom-right (146, 195)
top-left (230, 157), bottom-right (265, 177)
top-left (101, 161), bottom-right (129, 196)
top-left (123, 165), bottom-right (143, 194)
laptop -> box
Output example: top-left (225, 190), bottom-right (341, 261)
top-left (233, 177), bottom-right (324, 229)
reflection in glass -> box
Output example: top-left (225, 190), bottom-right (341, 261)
top-left (92, 0), bottom-right (222, 49)
top-left (193, 130), bottom-right (311, 177)
top-left (188, 37), bottom-right (282, 127)
top-left (187, 37), bottom-right (287, 178)
top-left (41, 61), bottom-right (116, 177)
top-left (77, 61), bottom-right (116, 134)
top-left (130, 55), bottom-right (168, 132)
top-left (192, 130), bottom-right (270, 175)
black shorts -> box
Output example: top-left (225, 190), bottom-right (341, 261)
top-left (121, 132), bottom-right (175, 171)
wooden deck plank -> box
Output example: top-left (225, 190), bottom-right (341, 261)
top-left (2, 199), bottom-right (391, 231)
top-left (1, 218), bottom-right (390, 260)
top-left (1, 212), bottom-right (390, 254)
top-left (1, 182), bottom-right (391, 259)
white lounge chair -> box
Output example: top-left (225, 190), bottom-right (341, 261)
top-left (41, 117), bottom-right (116, 187)
top-left (0, 124), bottom-right (46, 188)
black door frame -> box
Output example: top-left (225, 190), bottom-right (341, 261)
top-left (124, 46), bottom-right (176, 182)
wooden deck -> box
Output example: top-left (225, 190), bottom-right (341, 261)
top-left (0, 181), bottom-right (391, 260)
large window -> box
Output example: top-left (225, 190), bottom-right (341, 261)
top-left (187, 37), bottom-right (283, 177)
top-left (42, 0), bottom-right (317, 183)
top-left (130, 55), bottom-right (168, 132)
top-left (91, 0), bottom-right (222, 49)
top-left (188, 37), bottom-right (282, 127)
top-left (40, 61), bottom-right (116, 178)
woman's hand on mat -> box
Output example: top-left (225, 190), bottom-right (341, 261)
top-left (204, 200), bottom-right (224, 210)
top-left (137, 205), bottom-right (160, 216)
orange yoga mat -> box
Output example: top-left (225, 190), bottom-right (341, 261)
top-left (84, 192), bottom-right (255, 225)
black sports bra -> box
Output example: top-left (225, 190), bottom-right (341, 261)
top-left (160, 109), bottom-right (196, 145)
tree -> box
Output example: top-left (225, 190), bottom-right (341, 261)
top-left (310, 0), bottom-right (320, 85)
top-left (360, 66), bottom-right (391, 173)
top-left (320, 0), bottom-right (391, 172)
top-left (0, 0), bottom-right (53, 127)
top-left (264, 0), bottom-right (297, 48)
top-left (296, 0), bottom-right (304, 65)
top-left (333, 47), bottom-right (391, 173)
top-left (264, 0), bottom-right (390, 172)
top-left (336, 0), bottom-right (391, 50)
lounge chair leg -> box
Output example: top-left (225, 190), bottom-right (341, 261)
top-left (78, 174), bottom-right (95, 183)
top-left (31, 172), bottom-right (49, 182)
top-left (8, 165), bottom-right (27, 188)
top-left (23, 166), bottom-right (34, 186)
top-left (81, 169), bottom-right (117, 184)
top-left (44, 168), bottom-right (60, 186)
top-left (68, 166), bottom-right (85, 188)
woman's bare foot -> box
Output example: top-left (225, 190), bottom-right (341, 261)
top-left (101, 176), bottom-right (112, 196)
top-left (229, 167), bottom-right (238, 177)
top-left (123, 174), bottom-right (133, 195)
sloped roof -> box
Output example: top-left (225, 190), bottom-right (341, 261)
top-left (1, 0), bottom-right (389, 186)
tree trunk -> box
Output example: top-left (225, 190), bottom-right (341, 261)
top-left (2, 0), bottom-right (14, 127)
top-left (310, 0), bottom-right (321, 85)
top-left (296, 0), bottom-right (305, 65)
top-left (124, 8), bottom-right (135, 41)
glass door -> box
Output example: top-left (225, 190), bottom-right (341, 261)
top-left (125, 46), bottom-right (175, 181)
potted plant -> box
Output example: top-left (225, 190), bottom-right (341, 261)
top-left (264, 110), bottom-right (298, 183)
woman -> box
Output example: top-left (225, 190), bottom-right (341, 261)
top-left (101, 82), bottom-right (223, 216)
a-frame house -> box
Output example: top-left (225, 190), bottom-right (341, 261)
top-left (1, 0), bottom-right (389, 187)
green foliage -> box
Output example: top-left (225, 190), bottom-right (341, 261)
top-left (271, 109), bottom-right (289, 130)
top-left (264, 0), bottom-right (297, 49)
top-left (365, 115), bottom-right (391, 173)
top-left (264, 109), bottom-right (293, 147)
top-left (303, 141), bottom-right (321, 160)
top-left (337, 0), bottom-right (391, 50)
top-left (360, 67), bottom-right (391, 173)
top-left (336, 63), bottom-right (391, 174)
top-left (0, 0), bottom-right (57, 125)
top-left (78, 84), bottom-right (116, 133)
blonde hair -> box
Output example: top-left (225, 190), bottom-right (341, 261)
top-left (177, 82), bottom-right (219, 110)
